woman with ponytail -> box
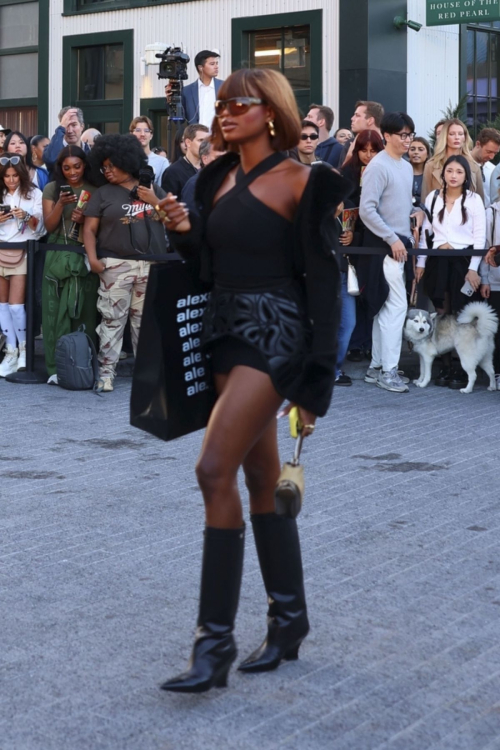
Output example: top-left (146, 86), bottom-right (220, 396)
top-left (416, 155), bottom-right (486, 387)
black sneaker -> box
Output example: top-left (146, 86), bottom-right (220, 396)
top-left (448, 367), bottom-right (467, 390)
top-left (434, 367), bottom-right (451, 387)
top-left (335, 373), bottom-right (352, 386)
top-left (347, 349), bottom-right (363, 362)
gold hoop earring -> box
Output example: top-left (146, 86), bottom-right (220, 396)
top-left (268, 120), bottom-right (276, 137)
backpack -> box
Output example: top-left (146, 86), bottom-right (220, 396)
top-left (55, 326), bottom-right (100, 391)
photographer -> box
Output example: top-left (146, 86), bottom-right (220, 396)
top-left (83, 134), bottom-right (167, 392)
top-left (161, 123), bottom-right (208, 196)
top-left (166, 50), bottom-right (223, 128)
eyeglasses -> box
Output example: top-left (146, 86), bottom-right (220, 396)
top-left (132, 129), bottom-right (152, 135)
top-left (215, 97), bottom-right (266, 117)
top-left (300, 133), bottom-right (319, 141)
top-left (394, 132), bottom-right (416, 141)
top-left (0, 155), bottom-right (21, 166)
top-left (100, 163), bottom-right (116, 174)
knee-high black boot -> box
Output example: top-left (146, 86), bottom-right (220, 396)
top-left (161, 525), bottom-right (245, 693)
top-left (238, 513), bottom-right (309, 673)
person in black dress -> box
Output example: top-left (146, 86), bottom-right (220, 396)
top-left (156, 68), bottom-right (351, 693)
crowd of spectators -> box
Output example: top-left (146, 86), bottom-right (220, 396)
top-left (1, 72), bottom-right (500, 394)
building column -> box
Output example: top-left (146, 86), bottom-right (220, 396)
top-left (339, 0), bottom-right (408, 125)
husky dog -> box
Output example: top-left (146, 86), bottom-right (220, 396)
top-left (404, 302), bottom-right (499, 394)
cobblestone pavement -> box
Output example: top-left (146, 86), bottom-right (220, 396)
top-left (1, 356), bottom-right (500, 750)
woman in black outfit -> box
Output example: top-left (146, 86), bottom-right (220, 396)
top-left (157, 68), bottom-right (350, 694)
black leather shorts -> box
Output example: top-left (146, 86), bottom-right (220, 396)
top-left (201, 283), bottom-right (311, 393)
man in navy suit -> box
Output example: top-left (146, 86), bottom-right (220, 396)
top-left (179, 50), bottom-right (224, 128)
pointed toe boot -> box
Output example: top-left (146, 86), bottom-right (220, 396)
top-left (161, 525), bottom-right (244, 693)
top-left (238, 513), bottom-right (309, 674)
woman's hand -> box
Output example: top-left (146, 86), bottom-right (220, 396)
top-left (136, 185), bottom-right (158, 206)
top-left (89, 258), bottom-right (106, 274)
top-left (481, 284), bottom-right (491, 299)
top-left (10, 207), bottom-right (26, 220)
top-left (156, 194), bottom-right (191, 233)
top-left (415, 267), bottom-right (425, 283)
top-left (58, 192), bottom-right (78, 207)
top-left (465, 269), bottom-right (481, 292)
top-left (70, 208), bottom-right (85, 224)
top-left (339, 230), bottom-right (353, 246)
top-left (0, 210), bottom-right (12, 223)
top-left (278, 403), bottom-right (317, 438)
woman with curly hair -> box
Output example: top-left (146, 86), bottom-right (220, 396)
top-left (156, 68), bottom-right (351, 693)
top-left (83, 134), bottom-right (167, 392)
top-left (341, 129), bottom-right (384, 205)
top-left (0, 156), bottom-right (44, 376)
top-left (421, 119), bottom-right (483, 204)
top-left (41, 146), bottom-right (99, 383)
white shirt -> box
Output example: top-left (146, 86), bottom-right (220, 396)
top-left (477, 160), bottom-right (494, 207)
top-left (418, 190), bottom-right (486, 271)
top-left (198, 77), bottom-right (216, 130)
top-left (0, 187), bottom-right (44, 242)
top-left (147, 152), bottom-right (170, 186)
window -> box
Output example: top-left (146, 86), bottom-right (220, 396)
top-left (63, 30), bottom-right (133, 134)
top-left (232, 11), bottom-right (322, 116)
top-left (63, 0), bottom-right (197, 15)
top-left (0, 0), bottom-right (47, 134)
top-left (465, 22), bottom-right (500, 138)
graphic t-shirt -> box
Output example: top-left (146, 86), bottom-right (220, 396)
top-left (42, 181), bottom-right (96, 244)
top-left (85, 183), bottom-right (167, 259)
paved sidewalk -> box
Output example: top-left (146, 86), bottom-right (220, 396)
top-left (1, 359), bottom-right (500, 750)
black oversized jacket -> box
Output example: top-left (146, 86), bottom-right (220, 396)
top-left (169, 152), bottom-right (352, 416)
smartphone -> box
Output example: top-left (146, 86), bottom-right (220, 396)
top-left (60, 185), bottom-right (73, 195)
top-left (410, 216), bottom-right (417, 230)
top-left (460, 279), bottom-right (475, 297)
top-left (0, 204), bottom-right (12, 215)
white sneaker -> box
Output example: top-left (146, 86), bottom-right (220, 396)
top-left (376, 367), bottom-right (409, 393)
top-left (97, 377), bottom-right (114, 392)
top-left (0, 345), bottom-right (19, 377)
top-left (17, 342), bottom-right (26, 371)
top-left (365, 366), bottom-right (410, 384)
top-left (47, 373), bottom-right (58, 385)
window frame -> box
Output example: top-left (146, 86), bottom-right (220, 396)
top-left (62, 29), bottom-right (134, 134)
top-left (460, 21), bottom-right (500, 139)
top-left (63, 0), bottom-right (197, 16)
top-left (0, 0), bottom-right (49, 134)
top-left (231, 10), bottom-right (323, 110)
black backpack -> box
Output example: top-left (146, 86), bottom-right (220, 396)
top-left (55, 326), bottom-right (100, 391)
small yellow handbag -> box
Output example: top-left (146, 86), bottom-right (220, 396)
top-left (274, 407), bottom-right (305, 519)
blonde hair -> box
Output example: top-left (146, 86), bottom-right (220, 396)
top-left (432, 118), bottom-right (473, 173)
top-left (211, 68), bottom-right (301, 152)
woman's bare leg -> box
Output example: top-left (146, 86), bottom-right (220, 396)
top-left (243, 418), bottom-right (281, 515)
top-left (196, 366), bottom-right (283, 528)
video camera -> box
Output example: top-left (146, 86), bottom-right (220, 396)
top-left (157, 46), bottom-right (190, 122)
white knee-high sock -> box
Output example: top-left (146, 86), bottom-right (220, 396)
top-left (0, 303), bottom-right (16, 348)
top-left (9, 304), bottom-right (26, 346)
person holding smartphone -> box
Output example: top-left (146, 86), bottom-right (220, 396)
top-left (0, 156), bottom-right (43, 376)
top-left (83, 134), bottom-right (167, 392)
top-left (41, 146), bottom-right (98, 383)
top-left (417, 155), bottom-right (486, 387)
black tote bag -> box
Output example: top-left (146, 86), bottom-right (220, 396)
top-left (130, 261), bottom-right (215, 441)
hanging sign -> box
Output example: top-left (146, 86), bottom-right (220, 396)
top-left (427, 0), bottom-right (500, 26)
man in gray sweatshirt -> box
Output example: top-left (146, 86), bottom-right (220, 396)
top-left (360, 111), bottom-right (418, 393)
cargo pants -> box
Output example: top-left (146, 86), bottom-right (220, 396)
top-left (96, 258), bottom-right (150, 378)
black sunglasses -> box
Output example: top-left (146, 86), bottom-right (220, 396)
top-left (215, 97), bottom-right (266, 117)
top-left (300, 133), bottom-right (319, 141)
top-left (0, 155), bottom-right (21, 166)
